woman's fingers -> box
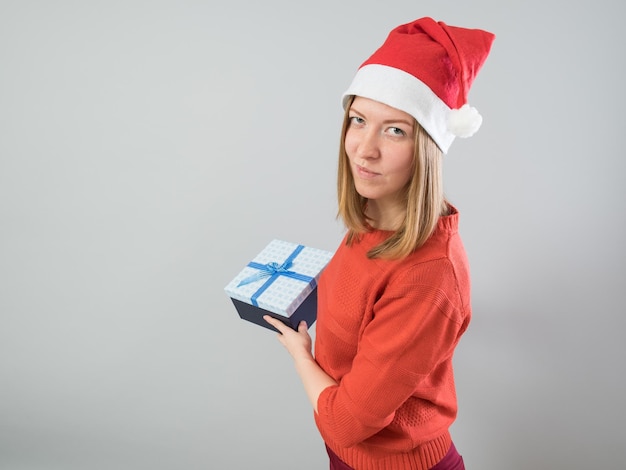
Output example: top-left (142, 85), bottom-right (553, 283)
top-left (263, 315), bottom-right (287, 334)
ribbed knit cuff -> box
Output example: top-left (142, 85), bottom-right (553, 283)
top-left (323, 431), bottom-right (451, 470)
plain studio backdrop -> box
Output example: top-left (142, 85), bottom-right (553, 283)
top-left (1, 1), bottom-right (624, 469)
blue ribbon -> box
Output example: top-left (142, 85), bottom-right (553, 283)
top-left (237, 244), bottom-right (315, 307)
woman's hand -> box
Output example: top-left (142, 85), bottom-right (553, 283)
top-left (263, 315), bottom-right (337, 413)
top-left (263, 315), bottom-right (313, 362)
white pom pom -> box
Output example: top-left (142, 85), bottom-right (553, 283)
top-left (447, 103), bottom-right (483, 138)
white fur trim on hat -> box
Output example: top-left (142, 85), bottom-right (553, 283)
top-left (342, 64), bottom-right (455, 153)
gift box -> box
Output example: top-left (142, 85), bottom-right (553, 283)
top-left (224, 239), bottom-right (334, 332)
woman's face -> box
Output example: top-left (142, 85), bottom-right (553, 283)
top-left (345, 96), bottom-right (415, 209)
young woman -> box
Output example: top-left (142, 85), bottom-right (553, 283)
top-left (264, 17), bottom-right (495, 470)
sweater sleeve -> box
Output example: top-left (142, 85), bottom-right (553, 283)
top-left (315, 259), bottom-right (468, 448)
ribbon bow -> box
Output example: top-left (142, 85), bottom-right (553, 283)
top-left (237, 244), bottom-right (315, 307)
top-left (238, 260), bottom-right (297, 286)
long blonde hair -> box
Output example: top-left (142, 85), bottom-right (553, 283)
top-left (337, 96), bottom-right (448, 259)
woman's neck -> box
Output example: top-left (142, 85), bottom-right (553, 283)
top-left (365, 199), bottom-right (405, 231)
top-left (366, 199), bottom-right (451, 231)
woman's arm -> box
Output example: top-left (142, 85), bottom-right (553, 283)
top-left (263, 315), bottom-right (337, 413)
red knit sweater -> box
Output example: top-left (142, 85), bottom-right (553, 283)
top-left (314, 209), bottom-right (471, 470)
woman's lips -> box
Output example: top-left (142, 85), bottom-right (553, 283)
top-left (355, 164), bottom-right (380, 179)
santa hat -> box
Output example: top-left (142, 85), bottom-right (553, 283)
top-left (342, 17), bottom-right (495, 154)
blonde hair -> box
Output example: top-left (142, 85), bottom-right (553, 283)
top-left (337, 96), bottom-right (448, 259)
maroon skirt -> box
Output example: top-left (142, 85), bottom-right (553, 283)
top-left (325, 442), bottom-right (465, 470)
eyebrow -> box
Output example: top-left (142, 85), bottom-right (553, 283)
top-left (349, 107), bottom-right (414, 128)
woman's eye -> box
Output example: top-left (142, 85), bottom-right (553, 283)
top-left (349, 116), bottom-right (365, 125)
top-left (389, 127), bottom-right (406, 136)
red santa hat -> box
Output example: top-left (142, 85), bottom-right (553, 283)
top-left (342, 17), bottom-right (495, 154)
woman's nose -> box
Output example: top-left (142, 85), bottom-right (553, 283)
top-left (356, 129), bottom-right (381, 160)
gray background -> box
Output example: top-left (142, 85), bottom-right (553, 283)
top-left (1, 1), bottom-right (624, 469)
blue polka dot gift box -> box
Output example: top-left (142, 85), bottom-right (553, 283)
top-left (224, 239), bottom-right (334, 332)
